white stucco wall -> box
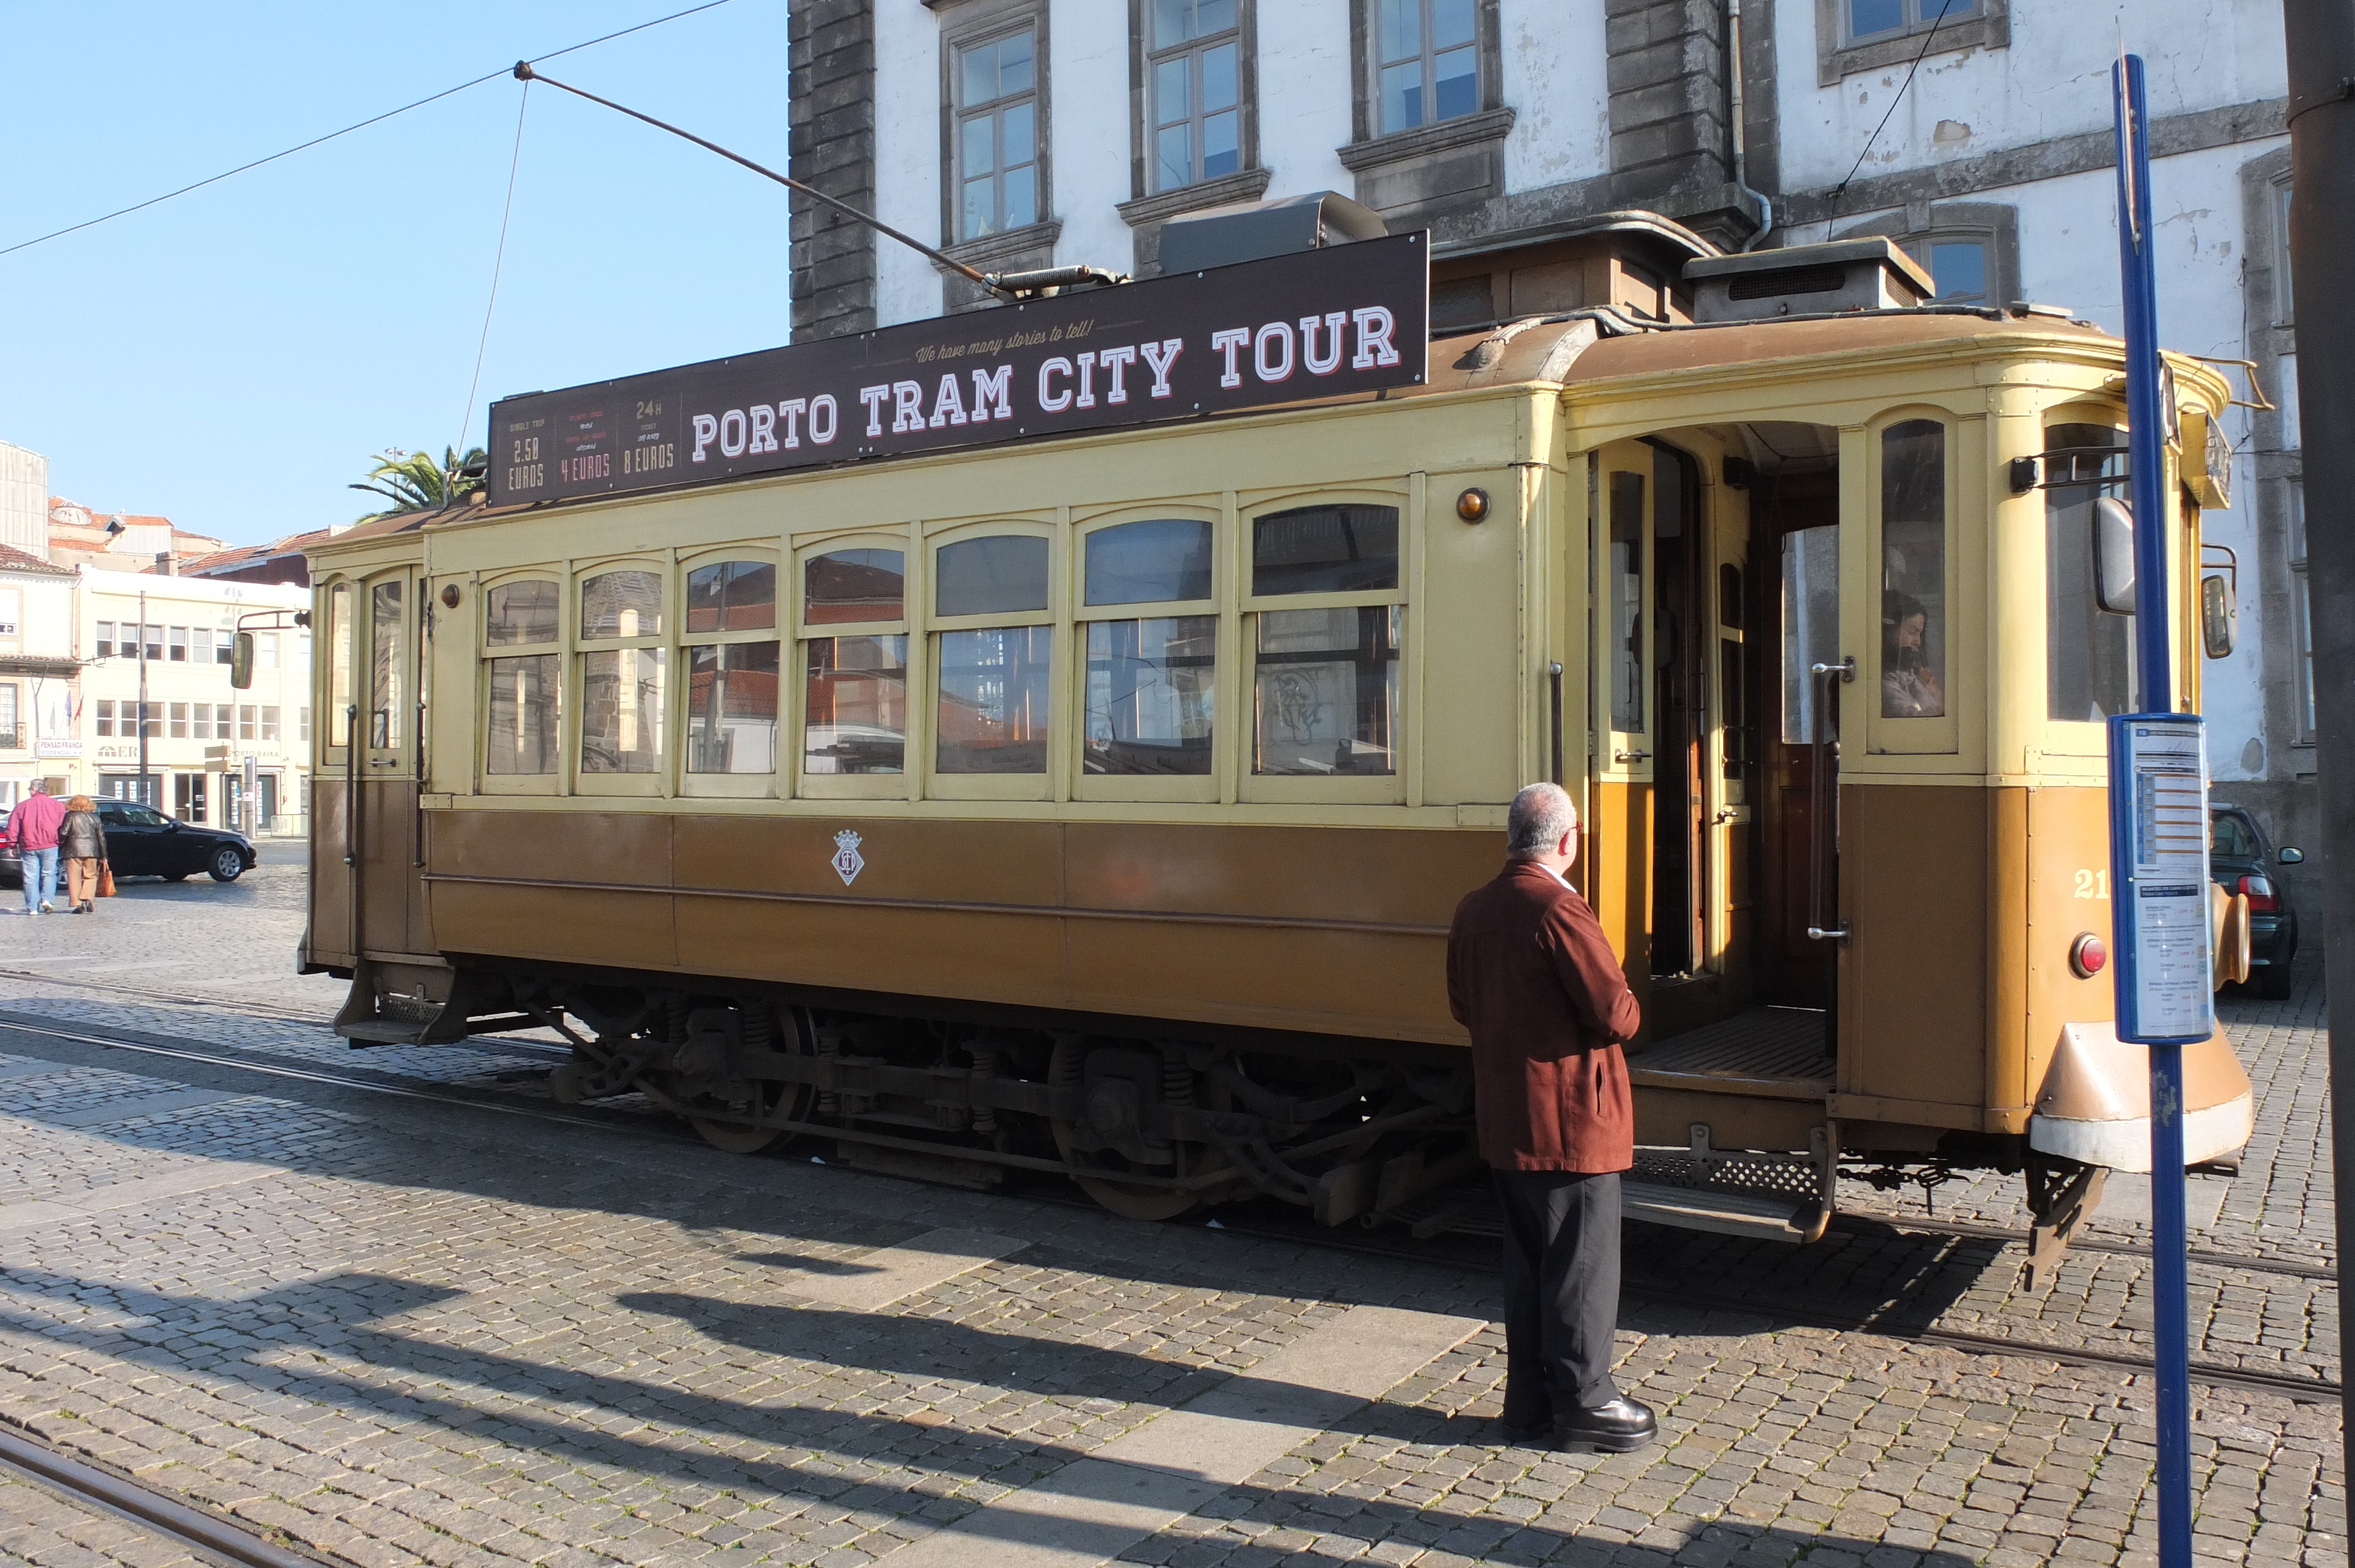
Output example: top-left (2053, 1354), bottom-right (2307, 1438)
top-left (1774, 2), bottom-right (2286, 194)
top-left (872, 0), bottom-right (943, 328)
top-left (1047, 1), bottom-right (1132, 274)
top-left (1499, 0), bottom-right (1608, 194)
top-left (1253, 0), bottom-right (1355, 198)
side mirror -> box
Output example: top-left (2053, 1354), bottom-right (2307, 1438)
top-left (2279, 846), bottom-right (2304, 865)
top-left (163, 819), bottom-right (181, 832)
top-left (2094, 497), bottom-right (2137, 614)
top-left (2200, 574), bottom-right (2238, 658)
top-left (229, 632), bottom-right (254, 689)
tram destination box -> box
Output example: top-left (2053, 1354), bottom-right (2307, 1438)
top-left (490, 232), bottom-right (1431, 507)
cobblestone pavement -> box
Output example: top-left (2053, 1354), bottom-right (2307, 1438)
top-left (0, 865), bottom-right (2340, 1567)
top-left (0, 1467), bottom-right (210, 1568)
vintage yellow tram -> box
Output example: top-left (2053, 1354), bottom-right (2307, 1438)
top-left (301, 223), bottom-right (2251, 1258)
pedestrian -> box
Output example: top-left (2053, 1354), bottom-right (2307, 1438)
top-left (5, 781), bottom-right (67, 916)
top-left (57, 795), bottom-right (107, 915)
top-left (1445, 780), bottom-right (1655, 1453)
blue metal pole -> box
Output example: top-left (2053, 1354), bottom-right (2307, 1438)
top-left (2114, 52), bottom-right (2193, 1568)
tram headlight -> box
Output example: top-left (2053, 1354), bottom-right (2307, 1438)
top-left (2069, 933), bottom-right (2108, 979)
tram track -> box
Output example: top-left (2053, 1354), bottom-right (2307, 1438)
top-left (0, 1419), bottom-right (320, 1568)
top-left (0, 1006), bottom-right (2337, 1406)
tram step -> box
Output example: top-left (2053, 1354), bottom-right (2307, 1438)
top-left (1621, 1181), bottom-right (1812, 1242)
top-left (339, 1019), bottom-right (429, 1045)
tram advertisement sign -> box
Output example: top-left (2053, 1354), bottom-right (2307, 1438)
top-left (489, 232), bottom-right (1431, 508)
top-left (2105, 712), bottom-right (2216, 1044)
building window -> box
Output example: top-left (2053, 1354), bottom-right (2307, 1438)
top-left (1846, 0), bottom-right (1977, 45)
top-left (261, 706), bottom-right (280, 742)
top-left (95, 621), bottom-right (114, 659)
top-left (1148, 0), bottom-right (1243, 193)
top-left (1915, 236), bottom-right (1987, 304)
top-left (215, 630), bottom-right (236, 665)
top-left (2273, 177), bottom-right (2295, 326)
top-left (192, 705), bottom-right (211, 742)
top-left (301, 707), bottom-right (311, 744)
top-left (0, 685), bottom-right (17, 750)
top-left (144, 624), bottom-right (164, 661)
top-left (260, 632), bottom-right (280, 669)
top-left (168, 626), bottom-right (187, 662)
top-left (954, 26), bottom-right (1040, 240)
top-left (215, 703), bottom-right (234, 741)
top-left (95, 699), bottom-right (114, 738)
top-left (191, 628), bottom-right (212, 665)
top-left (1817, 0), bottom-right (2004, 84)
top-left (239, 705), bottom-right (257, 742)
top-left (1372, 0), bottom-right (1478, 136)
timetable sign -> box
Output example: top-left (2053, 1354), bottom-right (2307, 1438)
top-left (490, 232), bottom-right (1432, 508)
top-left (2106, 713), bottom-right (2216, 1044)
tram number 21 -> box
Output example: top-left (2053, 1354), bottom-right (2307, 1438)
top-left (2072, 869), bottom-right (2111, 899)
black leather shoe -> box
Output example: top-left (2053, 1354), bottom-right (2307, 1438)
top-left (1554, 1397), bottom-right (1656, 1453)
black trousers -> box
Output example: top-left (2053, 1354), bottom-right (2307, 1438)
top-left (1494, 1168), bottom-right (1623, 1421)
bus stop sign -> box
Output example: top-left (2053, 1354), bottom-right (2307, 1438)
top-left (2106, 712), bottom-right (2215, 1044)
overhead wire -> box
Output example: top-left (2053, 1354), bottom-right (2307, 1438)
top-left (1825, 0), bottom-right (1961, 230)
top-left (456, 81), bottom-right (533, 467)
top-left (0, 0), bottom-right (740, 262)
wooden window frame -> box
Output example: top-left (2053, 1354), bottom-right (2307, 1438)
top-left (572, 557), bottom-right (669, 799)
top-left (795, 530), bottom-right (918, 802)
top-left (678, 547), bottom-right (785, 800)
top-left (477, 569), bottom-right (565, 797)
top-left (1863, 408), bottom-right (1962, 758)
top-left (926, 517), bottom-right (1061, 803)
top-left (1071, 503), bottom-right (1225, 805)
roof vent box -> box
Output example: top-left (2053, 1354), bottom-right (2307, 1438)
top-left (1684, 238), bottom-right (1935, 323)
top-left (1157, 190), bottom-right (1387, 274)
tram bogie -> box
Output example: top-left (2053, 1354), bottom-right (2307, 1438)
top-left (303, 226), bottom-right (2253, 1267)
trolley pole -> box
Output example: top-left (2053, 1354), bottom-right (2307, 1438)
top-left (2281, 0), bottom-right (2355, 1465)
top-left (2108, 54), bottom-right (2195, 1568)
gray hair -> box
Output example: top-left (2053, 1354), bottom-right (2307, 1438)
top-left (1505, 782), bottom-right (1580, 858)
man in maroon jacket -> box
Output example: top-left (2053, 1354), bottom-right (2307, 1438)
top-left (1447, 781), bottom-right (1654, 1452)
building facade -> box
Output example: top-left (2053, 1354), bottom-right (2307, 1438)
top-left (73, 572), bottom-right (311, 835)
top-left (0, 543), bottom-right (82, 817)
top-left (791, 0), bottom-right (2311, 871)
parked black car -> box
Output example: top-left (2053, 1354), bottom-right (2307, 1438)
top-left (91, 799), bottom-right (258, 883)
top-left (2211, 805), bottom-right (2301, 999)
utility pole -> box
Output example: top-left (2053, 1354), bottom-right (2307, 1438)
top-left (2281, 0), bottom-right (2355, 1459)
top-left (135, 589), bottom-right (149, 808)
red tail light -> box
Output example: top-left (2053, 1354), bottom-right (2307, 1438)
top-left (2237, 875), bottom-right (2279, 913)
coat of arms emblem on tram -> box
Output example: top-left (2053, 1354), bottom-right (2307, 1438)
top-left (831, 830), bottom-right (865, 886)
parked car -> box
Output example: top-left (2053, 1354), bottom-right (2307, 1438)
top-left (0, 819), bottom-right (14, 887)
top-left (2211, 805), bottom-right (2301, 999)
top-left (91, 799), bottom-right (258, 883)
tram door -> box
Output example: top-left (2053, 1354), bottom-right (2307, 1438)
top-left (355, 571), bottom-right (433, 957)
top-left (1588, 440), bottom-right (1713, 1027)
top-left (1753, 466), bottom-right (1841, 1009)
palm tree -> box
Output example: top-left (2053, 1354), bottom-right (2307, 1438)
top-left (350, 446), bottom-right (486, 521)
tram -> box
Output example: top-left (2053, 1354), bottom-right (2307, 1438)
top-left (300, 211), bottom-right (2253, 1268)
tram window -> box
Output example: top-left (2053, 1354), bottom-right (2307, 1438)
top-left (938, 626), bottom-right (1052, 773)
top-left (485, 580), bottom-right (558, 646)
top-left (1252, 607), bottom-right (1400, 776)
top-left (326, 583), bottom-right (352, 748)
top-left (1781, 525), bottom-right (1839, 743)
top-left (685, 560), bottom-right (777, 634)
top-left (804, 636), bottom-right (908, 774)
top-left (1251, 505), bottom-right (1399, 596)
top-left (1608, 471), bottom-right (1645, 732)
top-left (938, 536), bottom-right (1049, 617)
top-left (1084, 617), bottom-right (1216, 774)
top-left (1879, 420), bottom-right (1946, 719)
top-left (581, 570), bottom-right (665, 639)
top-left (686, 642), bottom-right (780, 774)
top-left (1084, 519), bottom-right (1212, 606)
top-left (805, 550), bottom-right (905, 625)
top-left (580, 649), bottom-right (665, 773)
top-left (2045, 424), bottom-right (2135, 722)
top-left (369, 581), bottom-right (403, 750)
top-left (486, 655), bottom-right (560, 775)
top-left (1719, 563), bottom-right (1742, 629)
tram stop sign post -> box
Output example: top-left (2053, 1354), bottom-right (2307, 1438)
top-left (2108, 51), bottom-right (2198, 1568)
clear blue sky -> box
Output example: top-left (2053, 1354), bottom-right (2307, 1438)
top-left (0, 1), bottom-right (792, 546)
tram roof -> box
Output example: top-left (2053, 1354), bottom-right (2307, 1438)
top-left (340, 305), bottom-right (2146, 543)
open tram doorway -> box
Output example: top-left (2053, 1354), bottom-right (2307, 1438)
top-left (1590, 424), bottom-right (1848, 1040)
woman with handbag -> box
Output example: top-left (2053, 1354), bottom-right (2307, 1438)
top-left (58, 795), bottom-right (108, 915)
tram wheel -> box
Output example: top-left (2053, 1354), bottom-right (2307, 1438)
top-left (1047, 1037), bottom-right (1222, 1221)
top-left (682, 1004), bottom-right (817, 1156)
